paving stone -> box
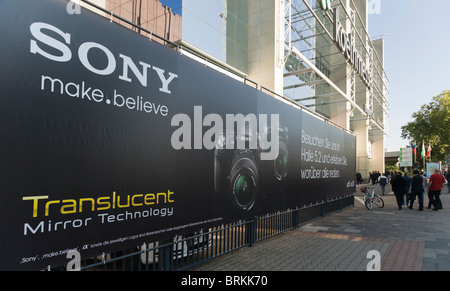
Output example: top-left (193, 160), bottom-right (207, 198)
top-left (191, 185), bottom-right (450, 271)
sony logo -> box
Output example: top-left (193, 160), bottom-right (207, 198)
top-left (29, 22), bottom-right (178, 94)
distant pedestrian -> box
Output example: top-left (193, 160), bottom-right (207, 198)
top-left (421, 172), bottom-right (428, 204)
top-left (356, 172), bottom-right (363, 185)
top-left (378, 173), bottom-right (388, 196)
top-left (446, 171), bottom-right (450, 192)
top-left (402, 171), bottom-right (412, 206)
top-left (409, 170), bottom-right (424, 211)
top-left (392, 172), bottom-right (406, 210)
top-left (370, 172), bottom-right (377, 185)
top-left (428, 169), bottom-right (446, 211)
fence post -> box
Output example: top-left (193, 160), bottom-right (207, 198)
top-left (292, 208), bottom-right (299, 229)
top-left (159, 239), bottom-right (174, 271)
top-left (245, 219), bottom-right (256, 247)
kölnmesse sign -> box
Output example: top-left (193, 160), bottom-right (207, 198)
top-left (333, 8), bottom-right (372, 89)
top-left (0, 0), bottom-right (356, 270)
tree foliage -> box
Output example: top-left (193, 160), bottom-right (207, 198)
top-left (401, 90), bottom-right (450, 162)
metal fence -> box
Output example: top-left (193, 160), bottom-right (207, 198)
top-left (52, 195), bottom-right (354, 271)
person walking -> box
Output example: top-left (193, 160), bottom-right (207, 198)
top-left (428, 169), bottom-right (446, 211)
top-left (409, 170), bottom-right (424, 211)
top-left (402, 171), bottom-right (412, 206)
top-left (421, 172), bottom-right (428, 207)
top-left (370, 172), bottom-right (377, 185)
top-left (378, 173), bottom-right (388, 196)
top-left (446, 171), bottom-right (450, 192)
top-left (356, 172), bottom-right (363, 185)
top-left (392, 171), bottom-right (406, 210)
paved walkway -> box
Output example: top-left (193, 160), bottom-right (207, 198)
top-left (191, 183), bottom-right (450, 271)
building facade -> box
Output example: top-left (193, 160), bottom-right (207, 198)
top-left (87, 0), bottom-right (389, 179)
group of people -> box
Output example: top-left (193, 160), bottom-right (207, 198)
top-left (369, 171), bottom-right (382, 185)
top-left (356, 169), bottom-right (449, 211)
top-left (390, 169), bottom-right (448, 211)
top-left (355, 171), bottom-right (387, 186)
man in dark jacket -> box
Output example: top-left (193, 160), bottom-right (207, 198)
top-left (409, 170), bottom-right (424, 211)
top-left (392, 171), bottom-right (406, 210)
top-left (402, 171), bottom-right (412, 206)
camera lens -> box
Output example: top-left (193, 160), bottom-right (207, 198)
top-left (275, 153), bottom-right (287, 175)
top-left (231, 171), bottom-right (257, 211)
top-left (229, 153), bottom-right (259, 212)
top-left (234, 174), bottom-right (254, 204)
top-left (274, 143), bottom-right (288, 180)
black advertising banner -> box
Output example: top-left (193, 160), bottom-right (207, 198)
top-left (0, 0), bottom-right (356, 270)
top-left (300, 112), bottom-right (356, 204)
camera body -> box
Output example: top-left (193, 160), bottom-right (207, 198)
top-left (261, 124), bottom-right (289, 183)
top-left (214, 125), bottom-right (289, 213)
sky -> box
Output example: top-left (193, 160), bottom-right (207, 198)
top-left (159, 0), bottom-right (182, 15)
top-left (368, 0), bottom-right (450, 151)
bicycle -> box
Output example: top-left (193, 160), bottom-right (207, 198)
top-left (360, 186), bottom-right (384, 210)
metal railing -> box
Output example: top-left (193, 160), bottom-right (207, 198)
top-left (52, 195), bottom-right (354, 271)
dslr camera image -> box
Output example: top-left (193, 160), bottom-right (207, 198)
top-left (214, 123), bottom-right (289, 212)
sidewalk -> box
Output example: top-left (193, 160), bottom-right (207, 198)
top-left (191, 184), bottom-right (450, 271)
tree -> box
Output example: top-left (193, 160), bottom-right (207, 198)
top-left (401, 90), bottom-right (450, 163)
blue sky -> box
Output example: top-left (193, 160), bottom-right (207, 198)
top-left (368, 0), bottom-right (450, 151)
top-left (159, 0), bottom-right (182, 15)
